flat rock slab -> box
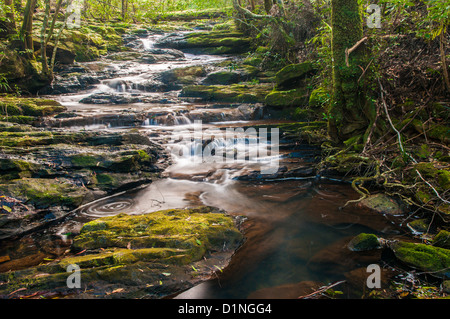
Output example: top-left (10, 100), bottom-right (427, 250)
top-left (0, 206), bottom-right (244, 299)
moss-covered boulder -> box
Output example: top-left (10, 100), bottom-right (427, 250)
top-left (72, 207), bottom-right (243, 252)
top-left (0, 207), bottom-right (244, 298)
top-left (0, 97), bottom-right (66, 124)
top-left (389, 241), bottom-right (450, 278)
top-left (357, 194), bottom-right (404, 216)
top-left (0, 178), bottom-right (88, 209)
top-left (180, 83), bottom-right (272, 103)
top-left (202, 70), bottom-right (241, 85)
top-left (155, 30), bottom-right (252, 55)
top-left (0, 49), bottom-right (51, 94)
top-left (265, 88), bottom-right (310, 108)
top-left (274, 62), bottom-right (316, 90)
top-left (158, 65), bottom-right (207, 88)
top-left (347, 233), bottom-right (383, 251)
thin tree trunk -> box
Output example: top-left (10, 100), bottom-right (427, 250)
top-left (50, 0), bottom-right (73, 73)
top-left (20, 0), bottom-right (37, 57)
top-left (121, 0), bottom-right (127, 20)
top-left (45, 0), bottom-right (63, 47)
top-left (40, 0), bottom-right (51, 77)
top-left (439, 26), bottom-right (450, 92)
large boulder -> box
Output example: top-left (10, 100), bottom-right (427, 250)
top-left (389, 241), bottom-right (450, 278)
top-left (274, 62), bottom-right (316, 90)
top-left (0, 207), bottom-right (244, 298)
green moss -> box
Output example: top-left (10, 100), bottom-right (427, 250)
top-left (242, 56), bottom-right (263, 67)
top-left (161, 66), bottom-right (206, 85)
top-left (202, 70), bottom-right (241, 85)
top-left (182, 30), bottom-right (252, 54)
top-left (0, 97), bottom-right (65, 118)
top-left (416, 144), bottom-right (432, 159)
top-left (309, 87), bottom-right (330, 109)
top-left (265, 88), bottom-right (309, 108)
top-left (402, 119), bottom-right (450, 144)
top-left (181, 84), bottom-right (272, 103)
top-left (433, 230), bottom-right (450, 249)
top-left (390, 241), bottom-right (450, 278)
top-left (0, 178), bottom-right (87, 209)
top-left (274, 62), bottom-right (315, 89)
top-left (414, 162), bottom-right (450, 191)
top-left (347, 233), bottom-right (381, 251)
top-left (0, 115), bottom-right (35, 125)
top-left (70, 154), bottom-right (100, 168)
top-left (0, 158), bottom-right (40, 181)
top-left (72, 207), bottom-right (243, 260)
top-left (438, 170), bottom-right (450, 190)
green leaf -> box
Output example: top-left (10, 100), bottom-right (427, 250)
top-left (195, 239), bottom-right (202, 245)
top-left (162, 272), bottom-right (171, 277)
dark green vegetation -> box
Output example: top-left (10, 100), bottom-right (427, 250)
top-left (0, 0), bottom-right (449, 299)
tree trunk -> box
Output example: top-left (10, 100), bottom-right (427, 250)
top-left (328, 0), bottom-right (373, 143)
top-left (122, 0), bottom-right (128, 21)
top-left (20, 0), bottom-right (37, 57)
top-left (40, 0), bottom-right (51, 78)
top-left (439, 26), bottom-right (450, 92)
top-left (264, 0), bottom-right (272, 13)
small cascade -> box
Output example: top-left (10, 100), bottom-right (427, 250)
top-left (174, 113), bottom-right (192, 125)
top-left (142, 117), bottom-right (159, 126)
top-left (117, 82), bottom-right (128, 92)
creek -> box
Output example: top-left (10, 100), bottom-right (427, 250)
top-left (0, 30), bottom-right (408, 299)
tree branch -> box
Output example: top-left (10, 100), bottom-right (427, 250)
top-left (345, 36), bottom-right (368, 67)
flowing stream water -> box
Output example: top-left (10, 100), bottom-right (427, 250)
top-left (1, 32), bottom-right (408, 299)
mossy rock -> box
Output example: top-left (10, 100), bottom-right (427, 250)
top-left (265, 88), bottom-right (310, 108)
top-left (0, 178), bottom-right (88, 209)
top-left (159, 65), bottom-right (207, 85)
top-left (202, 70), bottom-right (241, 85)
top-left (357, 194), bottom-right (404, 216)
top-left (72, 206), bottom-right (243, 255)
top-left (158, 30), bottom-right (251, 54)
top-left (69, 149), bottom-right (154, 173)
top-left (0, 158), bottom-right (40, 181)
top-left (274, 62), bottom-right (316, 90)
top-left (242, 56), bottom-right (263, 67)
top-left (433, 230), bottom-right (450, 249)
top-left (389, 241), bottom-right (450, 278)
top-left (347, 233), bottom-right (382, 251)
top-left (180, 84), bottom-right (272, 104)
top-left (0, 97), bottom-right (66, 118)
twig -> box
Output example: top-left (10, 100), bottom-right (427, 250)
top-left (298, 280), bottom-right (346, 299)
top-left (345, 37), bottom-right (368, 67)
top-left (378, 78), bottom-right (417, 164)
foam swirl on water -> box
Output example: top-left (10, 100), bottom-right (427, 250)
top-left (79, 197), bottom-right (135, 217)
